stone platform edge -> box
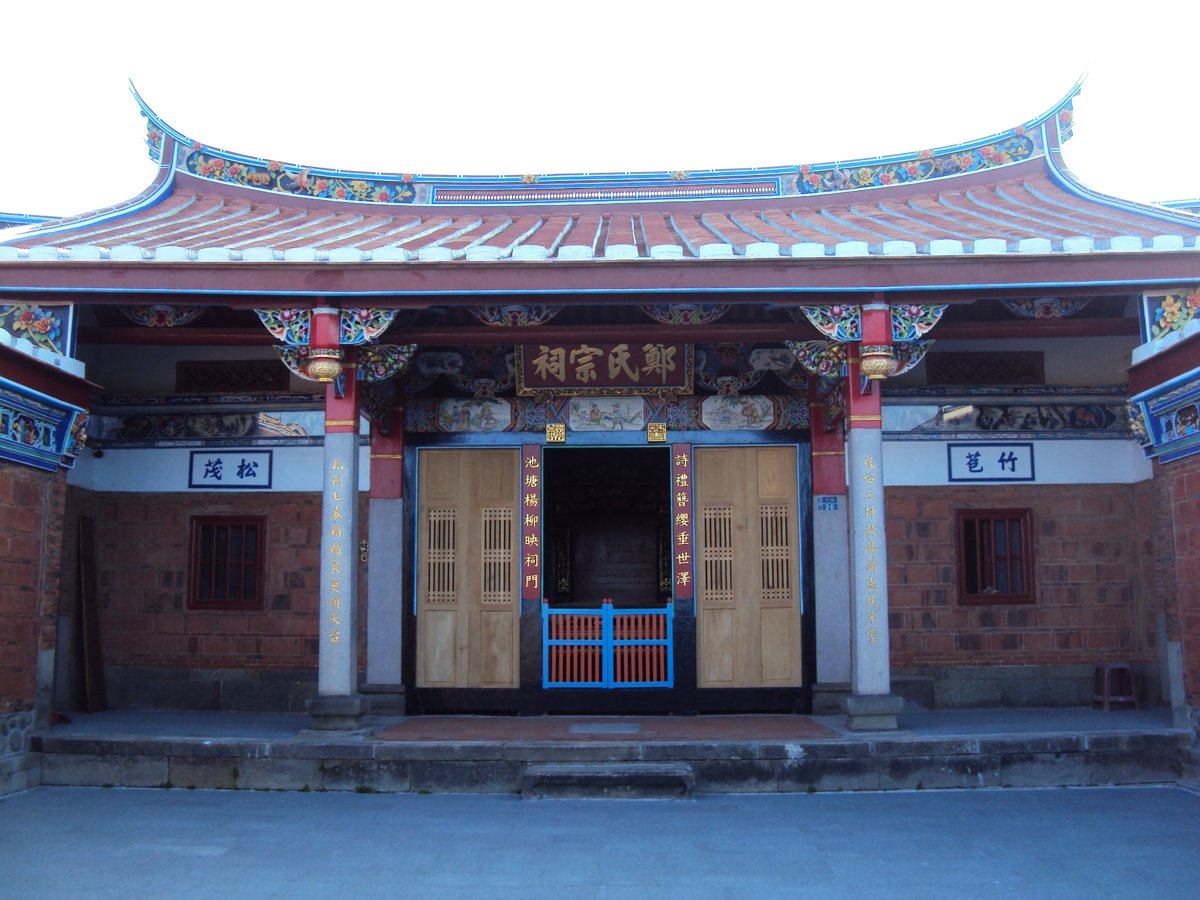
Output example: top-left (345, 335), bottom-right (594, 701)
top-left (30, 730), bottom-right (1191, 795)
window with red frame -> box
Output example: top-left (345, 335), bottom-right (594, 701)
top-left (189, 516), bottom-right (265, 609)
top-left (956, 509), bottom-right (1034, 604)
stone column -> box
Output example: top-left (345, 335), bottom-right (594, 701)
top-left (841, 300), bottom-right (903, 730)
top-left (809, 383), bottom-right (852, 713)
top-left (306, 308), bottom-right (367, 730)
top-left (364, 402), bottom-right (406, 713)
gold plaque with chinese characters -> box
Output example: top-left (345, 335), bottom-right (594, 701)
top-left (517, 342), bottom-right (693, 395)
top-left (546, 423), bottom-right (566, 443)
top-left (647, 422), bottom-right (667, 442)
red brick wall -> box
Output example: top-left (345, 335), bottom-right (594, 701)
top-left (1156, 455), bottom-right (1200, 704)
top-left (70, 490), bottom-right (367, 673)
top-left (0, 462), bottom-right (66, 712)
top-left (886, 483), bottom-right (1159, 668)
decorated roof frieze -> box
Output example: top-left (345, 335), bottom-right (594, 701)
top-left (183, 144), bottom-right (418, 205)
top-left (133, 81), bottom-right (1076, 207)
top-left (797, 131), bottom-right (1042, 195)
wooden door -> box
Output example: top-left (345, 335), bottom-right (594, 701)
top-left (695, 446), bottom-right (802, 688)
top-left (417, 448), bottom-right (520, 688)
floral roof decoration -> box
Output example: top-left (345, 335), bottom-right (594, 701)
top-left (129, 80), bottom-right (1081, 207)
top-left (183, 146), bottom-right (417, 205)
top-left (794, 93), bottom-right (1075, 195)
top-left (798, 132), bottom-right (1039, 194)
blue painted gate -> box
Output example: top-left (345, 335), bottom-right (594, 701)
top-left (542, 601), bottom-right (673, 688)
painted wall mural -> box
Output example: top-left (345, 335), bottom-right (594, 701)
top-left (700, 395), bottom-right (775, 430)
top-left (884, 386), bottom-right (1136, 439)
top-left (436, 399), bottom-right (513, 433)
top-left (407, 395), bottom-right (810, 433)
top-left (567, 397), bottom-right (646, 431)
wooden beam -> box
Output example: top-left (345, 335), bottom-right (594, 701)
top-left (4, 251), bottom-right (1198, 298)
top-left (78, 315), bottom-right (1137, 346)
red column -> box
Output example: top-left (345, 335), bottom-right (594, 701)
top-left (369, 400), bottom-right (405, 500)
top-left (809, 381), bottom-right (846, 495)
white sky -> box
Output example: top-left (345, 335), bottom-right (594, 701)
top-left (5, 0), bottom-right (1199, 217)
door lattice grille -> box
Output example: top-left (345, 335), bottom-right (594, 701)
top-left (702, 506), bottom-right (734, 603)
top-left (425, 509), bottom-right (456, 604)
top-left (759, 505), bottom-right (792, 601)
top-left (481, 508), bottom-right (514, 604)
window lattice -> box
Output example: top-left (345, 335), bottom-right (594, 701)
top-left (957, 508), bottom-right (1034, 605)
top-left (189, 516), bottom-right (265, 610)
top-left (702, 506), bottom-right (734, 603)
top-left (425, 509), bottom-right (457, 604)
top-left (759, 505), bottom-right (792, 601)
top-left (481, 508), bottom-right (514, 604)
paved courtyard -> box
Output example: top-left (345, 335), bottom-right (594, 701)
top-left (1, 784), bottom-right (1198, 898)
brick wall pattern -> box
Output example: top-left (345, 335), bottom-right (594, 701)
top-left (0, 462), bottom-right (66, 712)
top-left (885, 484), bottom-right (1162, 669)
top-left (1155, 455), bottom-right (1200, 704)
top-left (69, 491), bottom-right (367, 673)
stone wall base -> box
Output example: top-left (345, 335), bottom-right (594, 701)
top-left (0, 752), bottom-right (39, 797)
top-left (0, 710), bottom-right (39, 795)
top-left (892, 664), bottom-right (1163, 710)
top-left (35, 729), bottom-right (1190, 795)
top-left (103, 667), bottom-right (317, 713)
top-left (811, 682), bottom-right (851, 715)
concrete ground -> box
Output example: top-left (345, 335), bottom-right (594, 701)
top-left (43, 705), bottom-right (1180, 741)
top-left (2, 785), bottom-right (1198, 898)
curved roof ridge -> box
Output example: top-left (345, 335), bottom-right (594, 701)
top-left (129, 80), bottom-right (1083, 209)
top-left (1040, 128), bottom-right (1200, 231)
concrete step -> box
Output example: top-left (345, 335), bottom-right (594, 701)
top-left (521, 762), bottom-right (696, 799)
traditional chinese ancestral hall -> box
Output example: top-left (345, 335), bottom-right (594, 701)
top-left (2, 83), bottom-right (1199, 783)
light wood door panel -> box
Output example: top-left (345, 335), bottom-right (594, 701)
top-left (696, 447), bottom-right (802, 688)
top-left (417, 449), bottom-right (520, 688)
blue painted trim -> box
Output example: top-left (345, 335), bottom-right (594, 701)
top-left (0, 375), bottom-right (86, 415)
top-left (4, 174), bottom-right (176, 244)
top-left (1129, 365), bottom-right (1200, 405)
top-left (1042, 122), bottom-right (1200, 230)
top-left (0, 213), bottom-right (56, 225)
top-left (5, 274), bottom-right (1197, 299)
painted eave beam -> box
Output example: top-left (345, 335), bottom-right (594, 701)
top-left (2, 252), bottom-right (1199, 299)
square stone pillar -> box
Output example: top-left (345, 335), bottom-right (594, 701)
top-left (364, 405), bottom-right (406, 713)
top-left (841, 329), bottom-right (903, 731)
top-left (308, 352), bottom-right (367, 730)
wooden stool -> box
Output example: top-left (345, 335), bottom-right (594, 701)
top-left (1092, 662), bottom-right (1138, 711)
